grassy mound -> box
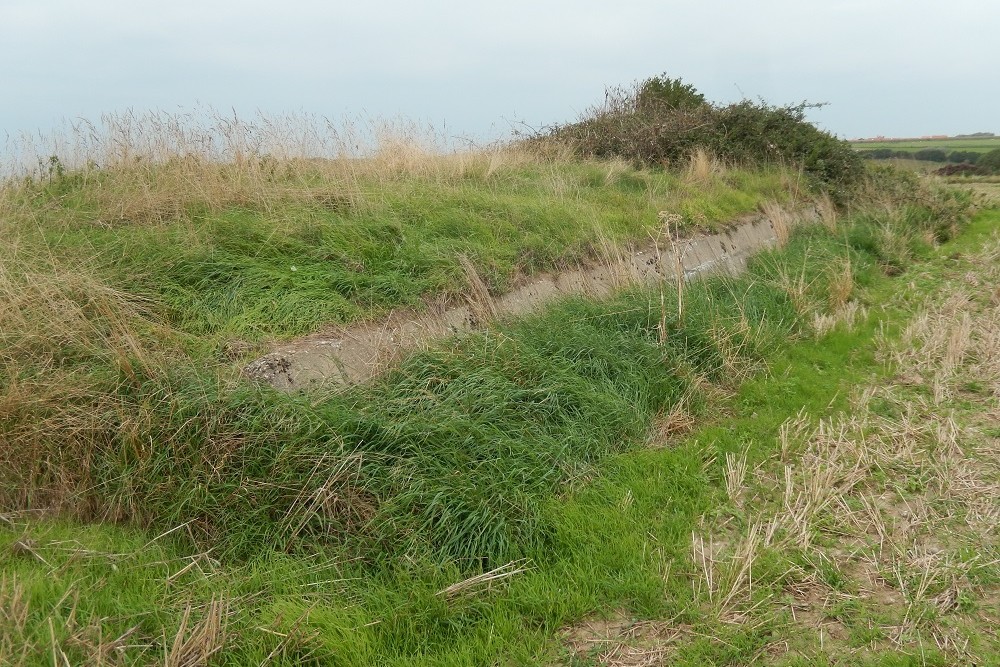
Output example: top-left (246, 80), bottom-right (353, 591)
top-left (1, 202), bottom-right (986, 667)
top-left (0, 102), bottom-right (982, 664)
top-left (1, 113), bottom-right (797, 344)
top-left (1, 177), bottom-right (972, 565)
top-left (0, 107), bottom-right (975, 566)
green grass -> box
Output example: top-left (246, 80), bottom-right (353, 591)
top-left (0, 315), bottom-right (862, 664)
top-left (3, 202), bottom-right (989, 665)
top-left (3, 158), bottom-right (794, 344)
top-left (16, 238), bottom-right (811, 565)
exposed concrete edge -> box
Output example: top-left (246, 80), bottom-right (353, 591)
top-left (244, 203), bottom-right (819, 391)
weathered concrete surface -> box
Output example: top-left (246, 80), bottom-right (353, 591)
top-left (244, 204), bottom-right (818, 390)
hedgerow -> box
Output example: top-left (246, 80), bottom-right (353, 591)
top-left (532, 74), bottom-right (865, 200)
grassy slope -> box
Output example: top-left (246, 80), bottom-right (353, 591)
top-left (0, 241), bottom-right (866, 665)
top-left (2, 198), bottom-right (989, 665)
top-left (0, 155), bottom-right (802, 558)
top-left (0, 148), bottom-right (802, 666)
top-left (3, 155), bottom-right (794, 343)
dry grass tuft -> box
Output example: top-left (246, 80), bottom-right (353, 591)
top-left (724, 451), bottom-right (749, 508)
top-left (762, 200), bottom-right (791, 247)
top-left (816, 192), bottom-right (838, 232)
top-left (690, 521), bottom-right (770, 625)
top-left (707, 314), bottom-right (769, 384)
top-left (0, 570), bottom-right (227, 667)
top-left (893, 288), bottom-right (994, 404)
top-left (812, 301), bottom-right (868, 337)
top-left (276, 451), bottom-right (378, 549)
top-left (458, 255), bottom-right (500, 325)
top-left (648, 398), bottom-right (697, 445)
top-left (0, 576), bottom-right (31, 665)
top-left (436, 560), bottom-right (531, 600)
top-left (594, 232), bottom-right (641, 294)
top-left (559, 611), bottom-right (688, 667)
top-left (165, 598), bottom-right (229, 667)
top-left (0, 108), bottom-right (547, 226)
top-left (826, 253), bottom-right (855, 311)
top-left (603, 157), bottom-right (633, 186)
top-left (0, 252), bottom-right (171, 512)
top-left (683, 148), bottom-right (724, 184)
top-left (0, 259), bottom-right (156, 369)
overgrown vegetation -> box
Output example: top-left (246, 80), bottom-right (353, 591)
top-left (859, 147), bottom-right (962, 163)
top-left (532, 74), bottom-right (865, 200)
top-left (0, 144), bottom-right (972, 561)
top-left (1, 202), bottom-right (989, 666)
top-left (1, 229), bottom-right (800, 563)
top-left (0, 80), bottom-right (989, 665)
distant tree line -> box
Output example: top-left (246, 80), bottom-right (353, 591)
top-left (858, 144), bottom-right (1000, 176)
top-left (857, 148), bottom-right (982, 164)
top-left (933, 148), bottom-right (1000, 176)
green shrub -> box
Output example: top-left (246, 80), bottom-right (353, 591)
top-left (636, 75), bottom-right (707, 112)
top-left (948, 150), bottom-right (980, 164)
top-left (535, 75), bottom-right (864, 198)
top-left (913, 148), bottom-right (948, 162)
top-left (706, 101), bottom-right (864, 197)
top-left (859, 148), bottom-right (896, 160)
top-left (978, 148), bottom-right (1000, 173)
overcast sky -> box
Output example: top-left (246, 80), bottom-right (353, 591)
top-left (2, 0), bottom-right (997, 146)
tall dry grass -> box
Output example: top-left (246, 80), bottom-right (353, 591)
top-left (0, 108), bottom-right (540, 225)
top-left (0, 247), bottom-right (165, 512)
top-left (683, 147), bottom-right (725, 184)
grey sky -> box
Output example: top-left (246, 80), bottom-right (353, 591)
top-left (2, 0), bottom-right (997, 144)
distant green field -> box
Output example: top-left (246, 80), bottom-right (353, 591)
top-left (851, 136), bottom-right (1000, 153)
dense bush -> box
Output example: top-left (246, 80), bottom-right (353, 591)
top-left (948, 150), bottom-right (980, 164)
top-left (978, 148), bottom-right (1000, 173)
top-left (860, 148), bottom-right (984, 164)
top-left (912, 148), bottom-right (948, 162)
top-left (941, 148), bottom-right (1000, 175)
top-left (934, 163), bottom-right (982, 177)
top-left (534, 75), bottom-right (864, 199)
top-left (710, 101), bottom-right (864, 194)
top-left (635, 75), bottom-right (706, 112)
